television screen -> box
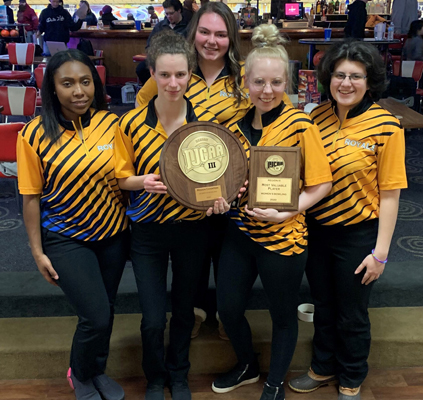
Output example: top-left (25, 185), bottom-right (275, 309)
top-left (284, 2), bottom-right (303, 19)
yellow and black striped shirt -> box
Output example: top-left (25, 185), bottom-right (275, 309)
top-left (136, 63), bottom-right (293, 125)
top-left (115, 96), bottom-right (218, 223)
top-left (308, 99), bottom-right (407, 226)
top-left (17, 110), bottom-right (128, 241)
top-left (227, 103), bottom-right (333, 256)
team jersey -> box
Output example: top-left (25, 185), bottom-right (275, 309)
top-left (308, 98), bottom-right (407, 226)
top-left (115, 96), bottom-right (218, 223)
top-left (227, 102), bottom-right (333, 256)
top-left (17, 109), bottom-right (128, 241)
top-left (136, 63), bottom-right (294, 125)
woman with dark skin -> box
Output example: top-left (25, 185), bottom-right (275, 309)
top-left (17, 49), bottom-right (129, 400)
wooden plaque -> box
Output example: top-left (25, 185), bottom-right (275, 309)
top-left (160, 121), bottom-right (248, 211)
top-left (248, 146), bottom-right (301, 211)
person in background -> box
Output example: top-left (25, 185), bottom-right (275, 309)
top-left (73, 0), bottom-right (97, 26)
top-left (403, 19), bottom-right (423, 60)
top-left (17, 0), bottom-right (39, 43)
top-left (136, 0), bottom-right (189, 85)
top-left (344, 0), bottom-right (370, 39)
top-left (4, 0), bottom-right (14, 24)
top-left (100, 5), bottom-right (117, 26)
top-left (392, 0), bottom-right (418, 34)
top-left (38, 0), bottom-right (86, 56)
top-left (127, 12), bottom-right (135, 21)
top-left (17, 49), bottom-right (129, 400)
top-left (289, 40), bottom-right (407, 400)
top-left (182, 0), bottom-right (195, 23)
top-left (147, 5), bottom-right (159, 22)
top-left (115, 30), bottom-right (219, 400)
top-left (211, 23), bottom-right (332, 400)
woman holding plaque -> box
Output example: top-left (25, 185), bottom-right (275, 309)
top-left (115, 30), bottom-right (221, 400)
top-left (288, 41), bottom-right (407, 400)
top-left (210, 24), bottom-right (333, 400)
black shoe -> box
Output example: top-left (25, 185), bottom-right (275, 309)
top-left (170, 381), bottom-right (191, 400)
top-left (260, 382), bottom-right (285, 400)
top-left (211, 360), bottom-right (260, 393)
top-left (145, 383), bottom-right (165, 400)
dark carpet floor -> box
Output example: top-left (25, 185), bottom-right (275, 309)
top-left (1, 105), bottom-right (423, 317)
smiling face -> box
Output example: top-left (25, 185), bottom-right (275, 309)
top-left (194, 12), bottom-right (230, 63)
top-left (245, 57), bottom-right (287, 115)
top-left (54, 61), bottom-right (95, 123)
top-left (330, 59), bottom-right (368, 118)
top-left (150, 54), bottom-right (191, 102)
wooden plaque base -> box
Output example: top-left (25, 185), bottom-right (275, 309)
top-left (160, 122), bottom-right (248, 211)
top-left (248, 146), bottom-right (301, 211)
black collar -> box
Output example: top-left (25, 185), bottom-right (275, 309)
top-left (195, 60), bottom-right (230, 82)
top-left (332, 93), bottom-right (374, 120)
top-left (162, 14), bottom-right (188, 28)
top-left (59, 109), bottom-right (91, 131)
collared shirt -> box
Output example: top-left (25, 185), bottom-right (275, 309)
top-left (17, 109), bottom-right (128, 241)
top-left (308, 97), bottom-right (407, 226)
top-left (226, 102), bottom-right (333, 256)
top-left (114, 97), bottom-right (218, 223)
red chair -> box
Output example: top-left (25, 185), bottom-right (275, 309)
top-left (95, 65), bottom-right (112, 105)
top-left (94, 49), bottom-right (104, 65)
top-left (133, 54), bottom-right (147, 63)
top-left (0, 86), bottom-right (37, 123)
top-left (34, 65), bottom-right (46, 108)
top-left (313, 51), bottom-right (325, 67)
top-left (0, 122), bottom-right (26, 210)
top-left (389, 34), bottom-right (408, 64)
top-left (0, 43), bottom-right (35, 83)
top-left (393, 60), bottom-right (423, 95)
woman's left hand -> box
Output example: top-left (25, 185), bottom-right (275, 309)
top-left (244, 205), bottom-right (292, 223)
top-left (206, 197), bottom-right (230, 217)
top-left (355, 254), bottom-right (386, 285)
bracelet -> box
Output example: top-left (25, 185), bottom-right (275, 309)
top-left (371, 249), bottom-right (388, 264)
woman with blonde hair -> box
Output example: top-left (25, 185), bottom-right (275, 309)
top-left (211, 24), bottom-right (332, 400)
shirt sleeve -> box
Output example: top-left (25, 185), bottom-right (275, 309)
top-left (16, 131), bottom-right (44, 195)
top-left (300, 123), bottom-right (333, 187)
top-left (136, 77), bottom-right (158, 106)
top-left (377, 125), bottom-right (408, 190)
top-left (114, 116), bottom-right (137, 179)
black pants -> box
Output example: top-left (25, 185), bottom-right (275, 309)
top-left (136, 61), bottom-right (151, 86)
top-left (193, 214), bottom-right (228, 313)
top-left (42, 228), bottom-right (129, 381)
top-left (130, 220), bottom-right (209, 385)
top-left (305, 218), bottom-right (378, 388)
top-left (217, 221), bottom-right (307, 387)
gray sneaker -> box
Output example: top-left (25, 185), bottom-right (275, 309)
top-left (288, 370), bottom-right (337, 393)
top-left (92, 374), bottom-right (125, 400)
top-left (338, 386), bottom-right (361, 399)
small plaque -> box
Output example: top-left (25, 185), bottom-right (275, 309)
top-left (248, 146), bottom-right (301, 211)
top-left (160, 122), bottom-right (248, 211)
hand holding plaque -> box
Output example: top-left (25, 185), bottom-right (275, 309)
top-left (248, 146), bottom-right (301, 212)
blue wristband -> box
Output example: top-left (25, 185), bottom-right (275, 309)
top-left (371, 249), bottom-right (388, 264)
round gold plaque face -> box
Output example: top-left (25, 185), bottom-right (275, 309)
top-left (265, 155), bottom-right (285, 176)
top-left (177, 131), bottom-right (229, 184)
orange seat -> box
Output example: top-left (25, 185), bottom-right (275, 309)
top-left (133, 54), bottom-right (147, 63)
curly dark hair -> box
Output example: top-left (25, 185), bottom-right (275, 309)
top-left (317, 40), bottom-right (388, 102)
top-left (147, 30), bottom-right (196, 72)
top-left (41, 49), bottom-right (107, 143)
top-left (186, 1), bottom-right (246, 106)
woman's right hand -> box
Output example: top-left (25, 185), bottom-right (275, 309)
top-left (143, 174), bottom-right (167, 194)
top-left (34, 253), bottom-right (59, 286)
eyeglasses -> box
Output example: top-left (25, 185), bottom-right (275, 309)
top-left (251, 79), bottom-right (286, 90)
top-left (165, 10), bottom-right (176, 16)
top-left (331, 72), bottom-right (367, 82)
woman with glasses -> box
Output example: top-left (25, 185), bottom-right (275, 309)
top-left (288, 41), bottom-right (407, 400)
top-left (210, 24), bottom-right (332, 400)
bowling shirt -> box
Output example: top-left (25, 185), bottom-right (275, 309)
top-left (17, 109), bottom-right (128, 241)
top-left (308, 97), bottom-right (408, 226)
top-left (115, 96), bottom-right (218, 223)
top-left (227, 102), bottom-right (333, 256)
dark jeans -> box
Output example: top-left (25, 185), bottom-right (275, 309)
top-left (217, 220), bottom-right (307, 387)
top-left (42, 228), bottom-right (129, 381)
top-left (305, 218), bottom-right (378, 388)
top-left (193, 214), bottom-right (228, 313)
top-left (130, 219), bottom-right (209, 385)
top-left (136, 61), bottom-right (151, 86)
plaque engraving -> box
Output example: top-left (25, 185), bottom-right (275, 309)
top-left (256, 177), bottom-right (292, 203)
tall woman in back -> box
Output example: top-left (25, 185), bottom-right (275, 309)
top-left (211, 24), bottom-right (333, 400)
top-left (288, 41), bottom-right (407, 400)
top-left (17, 49), bottom-right (128, 400)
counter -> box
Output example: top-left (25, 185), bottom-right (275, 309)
top-left (69, 27), bottom-right (373, 84)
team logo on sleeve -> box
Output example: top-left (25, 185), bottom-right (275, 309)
top-left (178, 131), bottom-right (229, 183)
top-left (265, 155), bottom-right (285, 176)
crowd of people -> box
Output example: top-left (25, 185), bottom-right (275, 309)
top-left (15, 1), bottom-right (408, 400)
